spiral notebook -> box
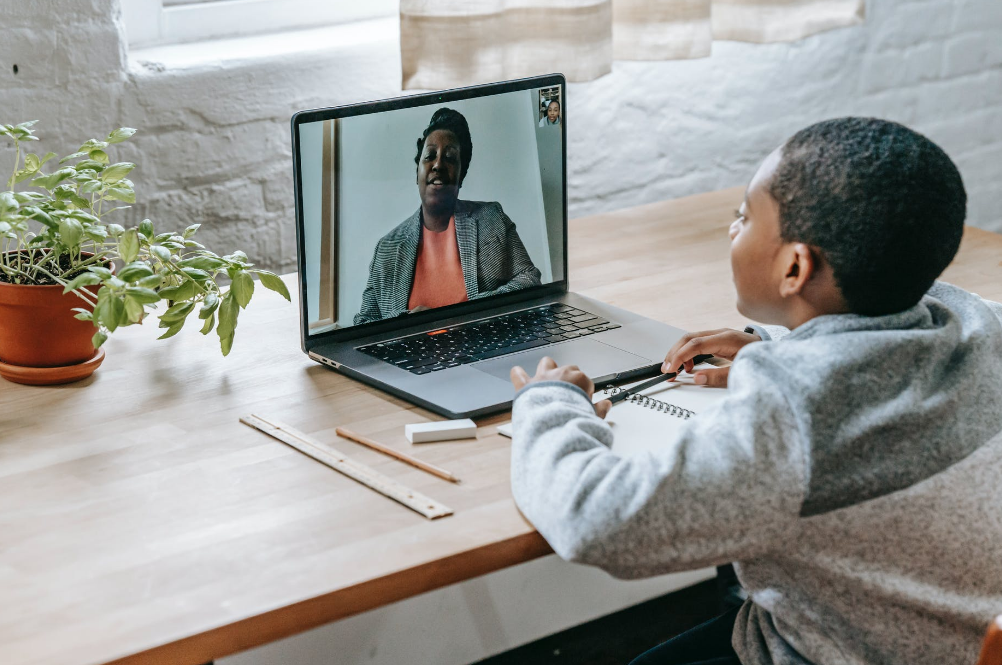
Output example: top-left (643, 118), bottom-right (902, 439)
top-left (598, 363), bottom-right (729, 457)
top-left (497, 364), bottom-right (728, 456)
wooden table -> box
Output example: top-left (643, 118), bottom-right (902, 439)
top-left (2, 187), bottom-right (1000, 665)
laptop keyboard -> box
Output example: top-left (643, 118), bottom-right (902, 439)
top-left (357, 304), bottom-right (621, 375)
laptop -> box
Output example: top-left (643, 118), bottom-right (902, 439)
top-left (291, 74), bottom-right (687, 419)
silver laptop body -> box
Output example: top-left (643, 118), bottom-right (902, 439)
top-left (292, 74), bottom-right (686, 418)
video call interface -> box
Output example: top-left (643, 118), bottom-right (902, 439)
top-left (299, 84), bottom-right (565, 335)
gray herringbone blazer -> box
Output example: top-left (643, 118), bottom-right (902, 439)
top-left (354, 200), bottom-right (543, 325)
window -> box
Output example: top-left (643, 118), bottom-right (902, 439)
top-left (122, 0), bottom-right (399, 48)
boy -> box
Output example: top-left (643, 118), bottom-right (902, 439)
top-left (509, 118), bottom-right (1002, 665)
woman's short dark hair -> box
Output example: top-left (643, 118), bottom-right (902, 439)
top-left (414, 108), bottom-right (473, 186)
top-left (770, 117), bottom-right (967, 316)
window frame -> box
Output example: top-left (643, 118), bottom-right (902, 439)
top-left (121, 0), bottom-right (399, 48)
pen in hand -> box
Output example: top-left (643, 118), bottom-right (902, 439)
top-left (605, 353), bottom-right (714, 405)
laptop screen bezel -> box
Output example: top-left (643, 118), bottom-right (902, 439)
top-left (291, 74), bottom-right (569, 352)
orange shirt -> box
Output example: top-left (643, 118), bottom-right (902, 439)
top-left (407, 216), bottom-right (468, 311)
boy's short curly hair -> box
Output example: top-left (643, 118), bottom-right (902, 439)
top-left (414, 107), bottom-right (473, 186)
top-left (770, 118), bottom-right (967, 316)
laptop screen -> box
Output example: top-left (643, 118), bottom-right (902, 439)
top-left (297, 80), bottom-right (565, 336)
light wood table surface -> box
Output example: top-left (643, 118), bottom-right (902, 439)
top-left (2, 187), bottom-right (1000, 665)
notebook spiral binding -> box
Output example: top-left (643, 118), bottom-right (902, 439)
top-left (601, 387), bottom-right (695, 419)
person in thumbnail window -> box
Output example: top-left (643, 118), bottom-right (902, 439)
top-left (539, 100), bottom-right (560, 127)
top-left (354, 107), bottom-right (542, 325)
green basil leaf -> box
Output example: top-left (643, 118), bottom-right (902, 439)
top-left (68, 209), bottom-right (100, 224)
top-left (80, 179), bottom-right (103, 194)
top-left (137, 274), bottom-right (163, 289)
top-left (74, 159), bottom-right (106, 172)
top-left (254, 270), bottom-right (291, 301)
top-left (199, 292), bottom-right (219, 319)
top-left (124, 295), bottom-right (144, 323)
top-left (59, 151), bottom-right (89, 164)
top-left (200, 311), bottom-right (215, 335)
top-left (160, 301), bottom-right (194, 323)
top-left (229, 271), bottom-right (254, 309)
top-left (104, 186), bottom-right (135, 204)
top-left (118, 261), bottom-right (155, 282)
top-left (158, 321), bottom-right (184, 340)
top-left (178, 255), bottom-right (226, 271)
top-left (181, 267), bottom-right (210, 281)
top-left (217, 292), bottom-right (238, 339)
top-left (89, 266), bottom-right (114, 279)
top-left (58, 218), bottom-right (83, 247)
top-left (62, 271), bottom-right (102, 293)
top-left (139, 219), bottom-right (154, 238)
top-left (103, 296), bottom-right (125, 332)
top-left (150, 245), bottom-right (172, 263)
top-left (125, 286), bottom-right (161, 304)
top-left (92, 330), bottom-right (108, 349)
top-left (70, 194), bottom-right (92, 210)
top-left (79, 139), bottom-right (108, 152)
top-left (158, 280), bottom-right (196, 302)
top-left (107, 128), bottom-right (137, 144)
top-left (101, 162), bottom-right (135, 184)
top-left (182, 223), bottom-right (201, 238)
top-left (220, 332), bottom-right (234, 356)
top-left (119, 228), bottom-right (140, 263)
top-left (23, 207), bottom-right (56, 229)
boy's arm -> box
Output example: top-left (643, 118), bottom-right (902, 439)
top-left (975, 295), bottom-right (1002, 324)
top-left (511, 350), bottom-right (808, 578)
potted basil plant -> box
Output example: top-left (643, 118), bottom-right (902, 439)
top-left (0, 120), bottom-right (290, 385)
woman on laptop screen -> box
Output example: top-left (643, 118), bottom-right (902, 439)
top-left (354, 108), bottom-right (542, 325)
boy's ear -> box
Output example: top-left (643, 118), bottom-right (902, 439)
top-left (779, 242), bottom-right (815, 298)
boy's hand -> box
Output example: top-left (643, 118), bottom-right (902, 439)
top-left (662, 328), bottom-right (762, 387)
top-left (511, 356), bottom-right (612, 419)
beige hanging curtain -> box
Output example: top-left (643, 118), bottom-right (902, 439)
top-left (400, 0), bottom-right (865, 89)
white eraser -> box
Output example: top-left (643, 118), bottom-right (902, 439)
top-left (405, 418), bottom-right (477, 444)
top-left (497, 422), bottom-right (513, 438)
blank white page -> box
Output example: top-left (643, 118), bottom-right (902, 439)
top-left (599, 364), bottom-right (729, 457)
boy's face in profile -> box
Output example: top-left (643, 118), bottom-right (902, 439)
top-left (729, 149), bottom-right (788, 324)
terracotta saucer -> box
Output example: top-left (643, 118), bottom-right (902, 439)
top-left (0, 348), bottom-right (106, 386)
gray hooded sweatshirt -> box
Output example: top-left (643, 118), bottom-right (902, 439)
top-left (511, 281), bottom-right (1002, 665)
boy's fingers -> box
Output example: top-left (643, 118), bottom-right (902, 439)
top-left (594, 399), bottom-right (612, 419)
top-left (536, 356), bottom-right (558, 374)
top-left (664, 328), bottom-right (760, 373)
top-left (510, 365), bottom-right (530, 389)
top-left (663, 337), bottom-right (705, 373)
top-left (693, 366), bottom-right (730, 387)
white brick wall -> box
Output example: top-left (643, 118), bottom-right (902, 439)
top-left (2, 0), bottom-right (1001, 275)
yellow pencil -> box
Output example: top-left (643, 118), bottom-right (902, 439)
top-left (335, 427), bottom-right (461, 484)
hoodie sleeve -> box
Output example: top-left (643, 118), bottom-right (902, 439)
top-left (510, 351), bottom-right (808, 578)
top-left (745, 323), bottom-right (791, 342)
top-left (975, 295), bottom-right (1002, 325)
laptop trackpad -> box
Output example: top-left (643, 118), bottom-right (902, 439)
top-left (471, 339), bottom-right (652, 382)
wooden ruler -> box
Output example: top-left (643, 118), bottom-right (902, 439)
top-left (240, 414), bottom-right (453, 520)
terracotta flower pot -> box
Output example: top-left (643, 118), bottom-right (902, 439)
top-left (0, 252), bottom-right (110, 383)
